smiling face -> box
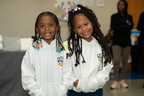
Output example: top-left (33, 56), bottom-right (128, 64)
top-left (36, 15), bottom-right (58, 44)
top-left (73, 14), bottom-right (93, 42)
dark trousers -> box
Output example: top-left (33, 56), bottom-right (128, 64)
top-left (68, 89), bottom-right (103, 96)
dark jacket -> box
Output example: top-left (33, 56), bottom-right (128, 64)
top-left (137, 12), bottom-right (144, 47)
top-left (110, 13), bottom-right (133, 47)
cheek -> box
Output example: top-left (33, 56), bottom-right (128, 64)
top-left (52, 29), bottom-right (57, 34)
top-left (76, 29), bottom-right (82, 34)
top-left (122, 6), bottom-right (125, 9)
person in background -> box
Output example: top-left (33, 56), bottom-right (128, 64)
top-left (110, 0), bottom-right (133, 89)
top-left (137, 12), bottom-right (144, 88)
top-left (105, 28), bottom-right (114, 57)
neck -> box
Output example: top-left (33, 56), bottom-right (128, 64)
top-left (43, 38), bottom-right (54, 45)
top-left (84, 36), bottom-right (92, 42)
top-left (120, 11), bottom-right (124, 16)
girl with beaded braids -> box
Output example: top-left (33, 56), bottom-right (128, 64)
top-left (21, 11), bottom-right (69, 96)
top-left (63, 5), bottom-right (113, 96)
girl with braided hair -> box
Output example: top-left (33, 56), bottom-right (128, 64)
top-left (63, 4), bottom-right (113, 96)
top-left (21, 11), bottom-right (68, 96)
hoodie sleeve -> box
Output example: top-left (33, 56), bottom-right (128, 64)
top-left (61, 42), bottom-right (73, 90)
top-left (21, 49), bottom-right (42, 96)
top-left (76, 59), bottom-right (113, 93)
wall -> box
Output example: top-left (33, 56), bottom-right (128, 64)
top-left (126, 0), bottom-right (144, 29)
top-left (0, 0), bottom-right (119, 41)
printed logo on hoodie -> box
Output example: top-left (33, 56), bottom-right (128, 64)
top-left (97, 53), bottom-right (102, 62)
top-left (57, 56), bottom-right (64, 66)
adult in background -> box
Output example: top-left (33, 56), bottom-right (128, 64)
top-left (110, 0), bottom-right (133, 89)
top-left (137, 12), bottom-right (144, 88)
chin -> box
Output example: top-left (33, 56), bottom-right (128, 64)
top-left (85, 35), bottom-right (91, 39)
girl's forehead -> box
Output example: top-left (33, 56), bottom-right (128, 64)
top-left (74, 14), bottom-right (89, 22)
top-left (74, 14), bottom-right (86, 21)
top-left (38, 15), bottom-right (55, 23)
top-left (75, 13), bottom-right (85, 18)
top-left (118, 1), bottom-right (124, 5)
top-left (39, 15), bottom-right (53, 20)
top-left (73, 14), bottom-right (92, 26)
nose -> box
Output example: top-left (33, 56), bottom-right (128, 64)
top-left (82, 26), bottom-right (86, 31)
top-left (45, 25), bottom-right (49, 30)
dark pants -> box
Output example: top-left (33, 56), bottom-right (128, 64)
top-left (68, 89), bottom-right (103, 96)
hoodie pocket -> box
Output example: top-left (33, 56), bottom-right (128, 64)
top-left (40, 84), bottom-right (67, 96)
top-left (60, 84), bottom-right (68, 95)
top-left (39, 84), bottom-right (50, 96)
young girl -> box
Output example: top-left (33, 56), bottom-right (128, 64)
top-left (21, 11), bottom-right (68, 96)
top-left (64, 5), bottom-right (113, 96)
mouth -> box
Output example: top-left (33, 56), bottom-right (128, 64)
top-left (83, 31), bottom-right (89, 36)
top-left (44, 32), bottom-right (51, 36)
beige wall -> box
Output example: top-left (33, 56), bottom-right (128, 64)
top-left (0, 0), bottom-right (119, 42)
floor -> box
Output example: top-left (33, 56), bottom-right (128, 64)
top-left (103, 70), bottom-right (144, 96)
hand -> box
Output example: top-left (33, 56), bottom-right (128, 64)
top-left (128, 23), bottom-right (131, 25)
top-left (73, 79), bottom-right (79, 87)
top-left (110, 31), bottom-right (114, 37)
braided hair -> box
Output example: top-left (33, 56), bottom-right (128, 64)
top-left (67, 4), bottom-right (112, 67)
top-left (32, 11), bottom-right (64, 50)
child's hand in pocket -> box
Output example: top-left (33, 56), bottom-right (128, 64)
top-left (73, 79), bottom-right (79, 87)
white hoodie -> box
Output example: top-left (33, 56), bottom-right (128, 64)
top-left (63, 38), bottom-right (113, 93)
top-left (21, 39), bottom-right (69, 96)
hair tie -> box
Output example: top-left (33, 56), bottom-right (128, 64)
top-left (32, 38), bottom-right (43, 50)
top-left (73, 6), bottom-right (81, 12)
top-left (56, 44), bottom-right (65, 53)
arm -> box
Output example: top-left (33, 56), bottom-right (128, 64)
top-left (21, 50), bottom-right (42, 96)
top-left (76, 60), bottom-right (113, 93)
top-left (110, 14), bottom-right (133, 33)
top-left (62, 53), bottom-right (73, 90)
top-left (61, 42), bottom-right (73, 90)
top-left (137, 12), bottom-right (144, 30)
top-left (118, 15), bottom-right (133, 31)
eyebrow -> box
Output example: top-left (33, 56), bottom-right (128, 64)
top-left (75, 21), bottom-right (88, 27)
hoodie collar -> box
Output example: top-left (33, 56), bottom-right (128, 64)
top-left (42, 39), bottom-right (56, 47)
top-left (82, 36), bottom-right (99, 46)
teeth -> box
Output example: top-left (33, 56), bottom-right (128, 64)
top-left (83, 32), bottom-right (88, 34)
top-left (45, 33), bottom-right (50, 35)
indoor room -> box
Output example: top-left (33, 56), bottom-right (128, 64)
top-left (0, 0), bottom-right (144, 96)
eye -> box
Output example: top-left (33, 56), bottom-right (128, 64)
top-left (85, 23), bottom-right (88, 26)
top-left (40, 25), bottom-right (45, 28)
top-left (77, 26), bottom-right (81, 29)
top-left (49, 24), bottom-right (53, 27)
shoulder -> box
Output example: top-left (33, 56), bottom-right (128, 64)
top-left (63, 40), bottom-right (73, 48)
top-left (63, 41), bottom-right (68, 46)
top-left (140, 12), bottom-right (144, 16)
top-left (111, 13), bottom-right (118, 17)
top-left (92, 38), bottom-right (102, 48)
top-left (24, 44), bottom-right (36, 57)
top-left (127, 14), bottom-right (133, 18)
top-left (63, 41), bottom-right (70, 53)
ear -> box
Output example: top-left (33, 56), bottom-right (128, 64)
top-left (36, 27), bottom-right (39, 33)
top-left (56, 25), bottom-right (59, 32)
top-left (73, 28), bottom-right (77, 34)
